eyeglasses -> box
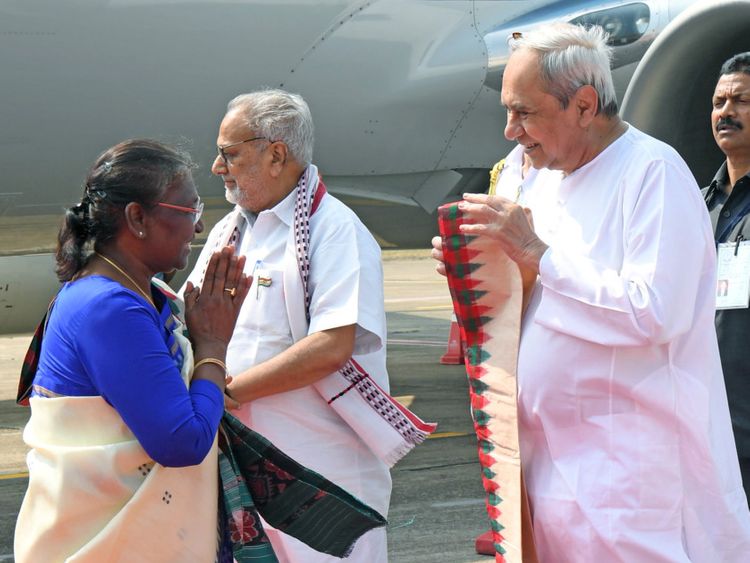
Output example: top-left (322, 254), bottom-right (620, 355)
top-left (217, 136), bottom-right (269, 165)
top-left (156, 199), bottom-right (204, 225)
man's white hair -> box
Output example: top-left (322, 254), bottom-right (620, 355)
top-left (227, 89), bottom-right (314, 165)
top-left (511, 23), bottom-right (618, 117)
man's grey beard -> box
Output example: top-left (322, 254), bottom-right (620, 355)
top-left (225, 184), bottom-right (240, 205)
top-left (224, 181), bottom-right (249, 208)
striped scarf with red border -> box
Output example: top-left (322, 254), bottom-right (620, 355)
top-left (294, 170), bottom-right (437, 466)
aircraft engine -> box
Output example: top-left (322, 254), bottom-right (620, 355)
top-left (621, 0), bottom-right (750, 186)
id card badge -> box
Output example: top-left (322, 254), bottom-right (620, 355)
top-left (715, 241), bottom-right (750, 309)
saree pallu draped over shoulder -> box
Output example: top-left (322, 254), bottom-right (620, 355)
top-left (438, 202), bottom-right (538, 563)
top-left (14, 331), bottom-right (221, 563)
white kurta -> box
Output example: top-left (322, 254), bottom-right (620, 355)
top-left (185, 180), bottom-right (391, 562)
top-left (496, 127), bottom-right (750, 561)
top-left (493, 143), bottom-right (539, 203)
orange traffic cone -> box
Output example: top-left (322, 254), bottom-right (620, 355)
top-left (474, 530), bottom-right (494, 556)
top-left (440, 313), bottom-right (464, 364)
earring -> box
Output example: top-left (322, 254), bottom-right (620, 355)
top-left (139, 231), bottom-right (144, 238)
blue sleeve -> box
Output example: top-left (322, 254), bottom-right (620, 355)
top-left (76, 291), bottom-right (223, 467)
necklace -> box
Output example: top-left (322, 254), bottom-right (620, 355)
top-left (94, 252), bottom-right (156, 309)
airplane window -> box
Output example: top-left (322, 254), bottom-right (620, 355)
top-left (570, 3), bottom-right (650, 46)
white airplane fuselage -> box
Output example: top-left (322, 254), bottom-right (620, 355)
top-left (0, 0), bottom-right (715, 332)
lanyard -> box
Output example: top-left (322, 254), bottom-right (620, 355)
top-left (716, 201), bottom-right (750, 243)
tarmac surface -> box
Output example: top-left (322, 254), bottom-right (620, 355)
top-left (0, 251), bottom-right (492, 562)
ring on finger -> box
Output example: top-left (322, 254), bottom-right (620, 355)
top-left (224, 287), bottom-right (236, 297)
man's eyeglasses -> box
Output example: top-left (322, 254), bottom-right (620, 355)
top-left (156, 199), bottom-right (204, 225)
top-left (217, 136), bottom-right (269, 165)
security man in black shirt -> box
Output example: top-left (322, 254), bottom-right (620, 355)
top-left (704, 52), bottom-right (750, 505)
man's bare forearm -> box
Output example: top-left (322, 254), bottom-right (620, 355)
top-left (227, 324), bottom-right (356, 403)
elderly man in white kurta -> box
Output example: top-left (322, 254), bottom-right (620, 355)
top-left (433, 23), bottom-right (750, 561)
top-left (184, 90), bottom-right (391, 562)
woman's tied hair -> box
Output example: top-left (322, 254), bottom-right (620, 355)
top-left (55, 139), bottom-right (194, 282)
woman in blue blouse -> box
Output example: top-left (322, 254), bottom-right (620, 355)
top-left (15, 139), bottom-right (251, 561)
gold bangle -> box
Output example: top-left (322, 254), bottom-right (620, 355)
top-left (194, 357), bottom-right (228, 376)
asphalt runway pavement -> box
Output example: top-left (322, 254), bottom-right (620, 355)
top-left (0, 252), bottom-right (491, 562)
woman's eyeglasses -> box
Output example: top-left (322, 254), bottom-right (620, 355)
top-left (156, 200), bottom-right (204, 225)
